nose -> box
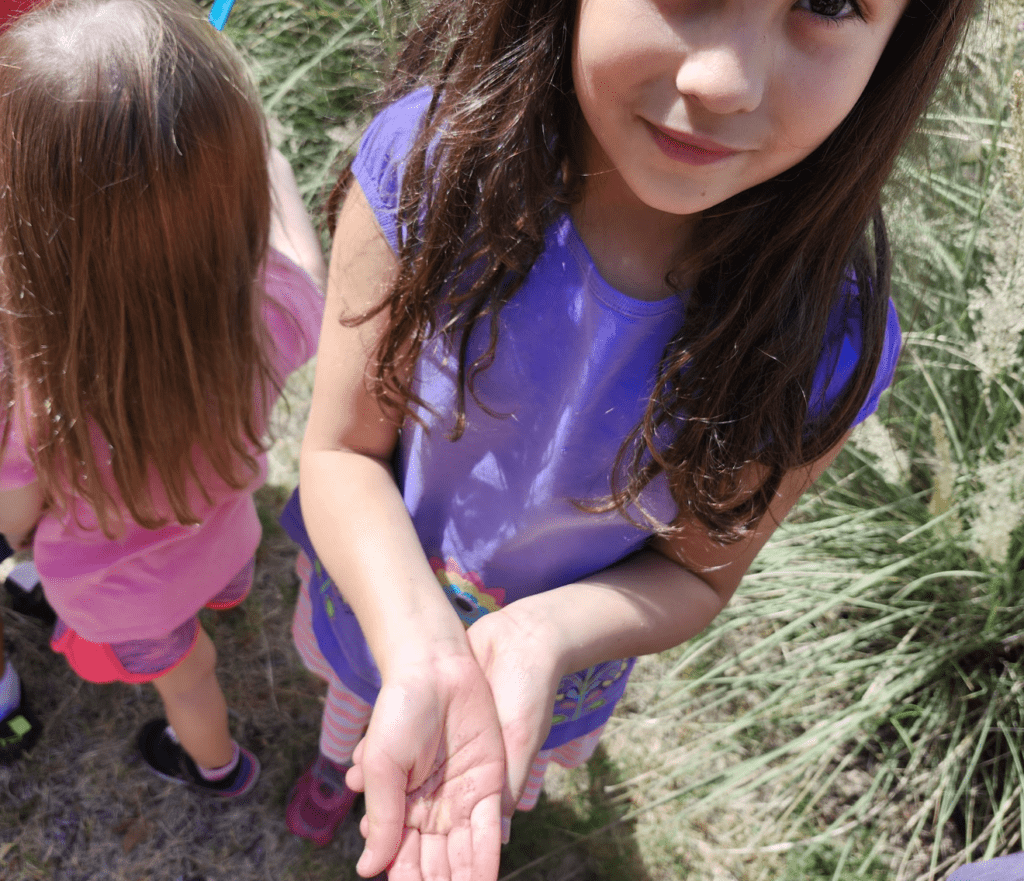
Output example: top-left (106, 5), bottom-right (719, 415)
top-left (674, 28), bottom-right (768, 115)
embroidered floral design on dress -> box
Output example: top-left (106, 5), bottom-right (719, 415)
top-left (552, 659), bottom-right (630, 724)
top-left (312, 558), bottom-right (337, 618)
top-left (429, 557), bottom-right (505, 626)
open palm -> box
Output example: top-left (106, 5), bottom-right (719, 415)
top-left (347, 653), bottom-right (506, 881)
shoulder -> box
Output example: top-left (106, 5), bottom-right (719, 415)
top-left (351, 88), bottom-right (434, 253)
top-left (809, 277), bottom-right (902, 429)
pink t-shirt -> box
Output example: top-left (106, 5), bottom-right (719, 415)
top-left (0, 247), bottom-right (322, 642)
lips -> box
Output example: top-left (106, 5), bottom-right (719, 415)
top-left (645, 121), bottom-right (739, 165)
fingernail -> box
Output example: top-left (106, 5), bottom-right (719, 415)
top-left (501, 816), bottom-right (511, 845)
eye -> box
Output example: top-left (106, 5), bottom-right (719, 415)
top-left (796, 0), bottom-right (864, 23)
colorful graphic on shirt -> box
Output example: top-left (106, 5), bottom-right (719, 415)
top-left (429, 557), bottom-right (505, 626)
top-left (552, 659), bottom-right (631, 724)
top-left (306, 556), bottom-right (337, 619)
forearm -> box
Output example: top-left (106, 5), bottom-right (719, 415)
top-left (299, 446), bottom-right (470, 680)
top-left (268, 147), bottom-right (327, 292)
top-left (463, 546), bottom-right (728, 809)
top-left (299, 180), bottom-right (471, 680)
top-left (526, 436), bottom-right (854, 677)
top-left (495, 431), bottom-right (853, 679)
top-left (499, 548), bottom-right (726, 678)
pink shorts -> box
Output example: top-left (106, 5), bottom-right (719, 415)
top-left (50, 557), bottom-right (255, 685)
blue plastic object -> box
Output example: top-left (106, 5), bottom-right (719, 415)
top-left (209, 0), bottom-right (234, 29)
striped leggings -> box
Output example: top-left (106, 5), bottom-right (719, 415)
top-left (291, 552), bottom-right (602, 811)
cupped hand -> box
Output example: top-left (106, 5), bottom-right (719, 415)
top-left (346, 651), bottom-right (506, 881)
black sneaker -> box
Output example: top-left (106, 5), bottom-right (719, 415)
top-left (136, 718), bottom-right (259, 798)
top-left (4, 562), bottom-right (55, 627)
top-left (0, 695), bottom-right (42, 764)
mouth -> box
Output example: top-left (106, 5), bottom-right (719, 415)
top-left (644, 121), bottom-right (739, 165)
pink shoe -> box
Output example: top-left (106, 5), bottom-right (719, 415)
top-left (286, 754), bottom-right (358, 847)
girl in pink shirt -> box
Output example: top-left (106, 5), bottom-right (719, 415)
top-left (0, 0), bottom-right (324, 796)
top-left (0, 0), bottom-right (43, 767)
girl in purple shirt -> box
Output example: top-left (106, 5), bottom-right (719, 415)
top-left (287, 0), bottom-right (978, 878)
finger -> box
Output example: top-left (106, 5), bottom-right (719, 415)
top-left (381, 827), bottom-right (423, 881)
top-left (500, 731), bottom-right (542, 830)
top-left (469, 792), bottom-right (502, 881)
top-left (352, 736), bottom-right (366, 767)
top-left (406, 743), bottom-right (447, 799)
top-left (359, 751), bottom-right (412, 876)
top-left (420, 832), bottom-right (452, 881)
top-left (347, 737), bottom-right (367, 793)
top-left (346, 761), bottom-right (366, 794)
top-left (499, 782), bottom-right (515, 842)
top-left (445, 822), bottom-right (474, 881)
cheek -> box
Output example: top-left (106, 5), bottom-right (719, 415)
top-left (572, 34), bottom-right (624, 101)
top-left (571, 35), bottom-right (624, 138)
top-left (776, 58), bottom-right (876, 151)
top-left (572, 2), bottom-right (661, 103)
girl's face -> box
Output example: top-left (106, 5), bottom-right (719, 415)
top-left (572, 0), bottom-right (910, 218)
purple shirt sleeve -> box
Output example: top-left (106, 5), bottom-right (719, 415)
top-left (857, 298), bottom-right (902, 424)
top-left (351, 89), bottom-right (433, 255)
top-left (810, 292), bottom-right (902, 430)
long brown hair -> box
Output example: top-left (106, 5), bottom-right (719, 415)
top-left (0, 0), bottom-right (275, 535)
top-left (330, 0), bottom-right (979, 541)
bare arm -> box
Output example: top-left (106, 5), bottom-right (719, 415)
top-left (0, 480), bottom-right (44, 549)
top-left (299, 182), bottom-right (503, 881)
top-left (521, 432), bottom-right (849, 666)
top-left (268, 148), bottom-right (327, 292)
top-left (300, 181), bottom-right (468, 685)
top-left (467, 432), bottom-right (851, 819)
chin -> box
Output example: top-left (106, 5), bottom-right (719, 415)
top-left (634, 187), bottom-right (733, 218)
